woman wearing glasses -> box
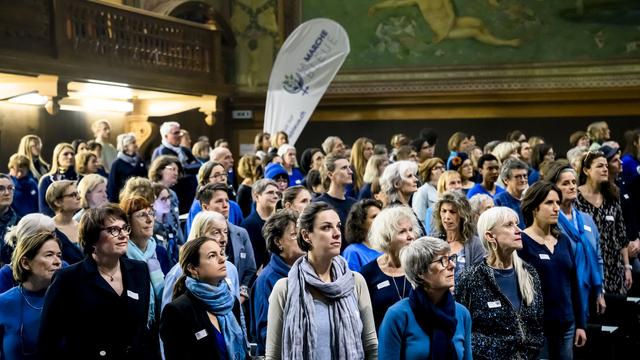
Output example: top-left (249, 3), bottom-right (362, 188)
top-left (149, 156), bottom-right (184, 247)
top-left (45, 180), bottom-right (83, 265)
top-left (576, 151), bottom-right (632, 295)
top-left (379, 237), bottom-right (472, 359)
top-left (38, 204), bottom-right (156, 359)
top-left (518, 182), bottom-right (586, 360)
top-left (0, 232), bottom-right (61, 360)
top-left (121, 196), bottom-right (170, 314)
top-left (456, 207), bottom-right (544, 359)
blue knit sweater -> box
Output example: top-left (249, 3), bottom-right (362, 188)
top-left (0, 286), bottom-right (46, 360)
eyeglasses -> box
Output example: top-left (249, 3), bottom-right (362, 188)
top-left (430, 254), bottom-right (458, 267)
top-left (60, 191), bottom-right (79, 199)
top-left (0, 185), bottom-right (15, 194)
top-left (133, 209), bottom-right (156, 219)
top-left (102, 224), bottom-right (131, 237)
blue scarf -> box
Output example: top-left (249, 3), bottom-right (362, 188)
top-left (185, 277), bottom-right (247, 360)
top-left (408, 287), bottom-right (458, 360)
top-left (127, 238), bottom-right (164, 324)
top-left (558, 209), bottom-right (603, 318)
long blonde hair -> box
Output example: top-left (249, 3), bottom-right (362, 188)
top-left (477, 206), bottom-right (535, 306)
top-left (17, 135), bottom-right (50, 179)
top-left (350, 137), bottom-right (374, 192)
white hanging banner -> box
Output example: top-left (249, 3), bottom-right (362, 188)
top-left (263, 18), bottom-right (350, 146)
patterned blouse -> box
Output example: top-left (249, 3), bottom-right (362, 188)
top-left (575, 192), bottom-right (628, 294)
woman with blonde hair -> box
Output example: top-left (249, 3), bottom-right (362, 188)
top-left (74, 174), bottom-right (108, 222)
top-left (423, 170), bottom-right (463, 234)
top-left (456, 207), bottom-right (544, 359)
top-left (361, 205), bottom-right (420, 330)
top-left (0, 232), bottom-right (61, 359)
top-left (17, 135), bottom-right (50, 180)
top-left (350, 137), bottom-right (375, 195)
top-left (38, 143), bottom-right (77, 216)
top-left (0, 214), bottom-right (56, 293)
top-left (358, 154), bottom-right (389, 200)
top-left (237, 154), bottom-right (262, 217)
top-left (491, 141), bottom-right (521, 164)
top-left (271, 131), bottom-right (289, 150)
top-left (412, 157), bottom-right (445, 222)
top-left (45, 180), bottom-right (84, 265)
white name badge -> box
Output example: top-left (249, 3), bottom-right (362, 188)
top-left (583, 225), bottom-right (592, 232)
top-left (605, 215), bottom-right (615, 222)
top-left (377, 280), bottom-right (391, 289)
top-left (487, 301), bottom-right (501, 309)
top-left (240, 252), bottom-right (247, 259)
top-left (30, 190), bottom-right (36, 195)
top-left (127, 290), bottom-right (139, 300)
top-left (458, 257), bottom-right (466, 264)
top-left (624, 194), bottom-right (630, 199)
top-left (174, 207), bottom-right (179, 213)
top-left (539, 254), bottom-right (551, 260)
top-left (195, 329), bottom-right (208, 340)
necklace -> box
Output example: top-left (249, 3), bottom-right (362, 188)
top-left (98, 267), bottom-right (119, 282)
top-left (19, 286), bottom-right (43, 310)
top-left (389, 275), bottom-right (407, 301)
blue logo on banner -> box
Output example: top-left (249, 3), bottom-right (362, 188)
top-left (283, 73), bottom-right (309, 95)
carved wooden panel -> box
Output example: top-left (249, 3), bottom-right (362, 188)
top-left (0, 0), bottom-right (53, 55)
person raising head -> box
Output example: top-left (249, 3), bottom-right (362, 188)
top-left (266, 202), bottom-right (378, 359)
top-left (456, 206), bottom-right (544, 359)
top-left (160, 236), bottom-right (248, 360)
top-left (281, 185), bottom-right (313, 214)
top-left (378, 236), bottom-right (472, 359)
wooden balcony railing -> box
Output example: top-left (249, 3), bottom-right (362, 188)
top-left (0, 0), bottom-right (228, 95)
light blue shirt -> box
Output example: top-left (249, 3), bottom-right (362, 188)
top-left (379, 299), bottom-right (472, 360)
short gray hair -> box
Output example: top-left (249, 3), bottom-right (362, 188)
top-left (369, 206), bottom-right (420, 253)
top-left (380, 160), bottom-right (418, 203)
top-left (321, 136), bottom-right (342, 154)
top-left (469, 194), bottom-right (493, 215)
top-left (500, 158), bottom-right (529, 182)
top-left (4, 213), bottom-right (56, 249)
top-left (116, 132), bottom-right (136, 152)
top-left (400, 236), bottom-right (450, 289)
top-left (160, 121), bottom-right (180, 138)
top-left (252, 178), bottom-right (278, 196)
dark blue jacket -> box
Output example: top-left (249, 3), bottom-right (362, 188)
top-left (38, 168), bottom-right (78, 217)
top-left (10, 175), bottom-right (38, 218)
top-left (107, 157), bottom-right (147, 203)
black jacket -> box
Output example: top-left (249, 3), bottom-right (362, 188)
top-left (38, 256), bottom-right (156, 360)
top-left (160, 290), bottom-right (245, 360)
top-left (455, 261), bottom-right (545, 360)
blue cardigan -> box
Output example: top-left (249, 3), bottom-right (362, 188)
top-left (378, 298), bottom-right (472, 360)
top-left (10, 175), bottom-right (38, 218)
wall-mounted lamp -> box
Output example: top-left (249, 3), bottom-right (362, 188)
top-left (6, 92), bottom-right (49, 105)
top-left (58, 97), bottom-right (133, 113)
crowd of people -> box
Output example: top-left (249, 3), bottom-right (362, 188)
top-left (0, 118), bottom-right (639, 359)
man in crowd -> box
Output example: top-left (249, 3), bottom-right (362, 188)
top-left (494, 159), bottom-right (529, 228)
top-left (91, 119), bottom-right (118, 172)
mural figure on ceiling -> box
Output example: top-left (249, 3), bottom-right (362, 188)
top-left (231, 0), bottom-right (280, 89)
top-left (368, 0), bottom-right (520, 47)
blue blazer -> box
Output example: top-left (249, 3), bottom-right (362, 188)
top-left (228, 223), bottom-right (257, 289)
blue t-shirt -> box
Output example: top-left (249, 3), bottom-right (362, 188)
top-left (493, 191), bottom-right (525, 229)
top-left (0, 286), bottom-right (46, 360)
top-left (342, 243), bottom-right (382, 272)
top-left (378, 299), bottom-right (472, 360)
top-left (466, 183), bottom-right (505, 199)
top-left (493, 267), bottom-right (521, 311)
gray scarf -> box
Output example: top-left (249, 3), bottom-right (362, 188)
top-left (282, 255), bottom-right (364, 360)
top-left (161, 140), bottom-right (188, 165)
top-left (116, 151), bottom-right (141, 167)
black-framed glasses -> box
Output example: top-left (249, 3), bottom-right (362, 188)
top-left (133, 209), bottom-right (156, 219)
top-left (0, 185), bottom-right (15, 194)
top-left (102, 224), bottom-right (131, 237)
top-left (431, 254), bottom-right (458, 267)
